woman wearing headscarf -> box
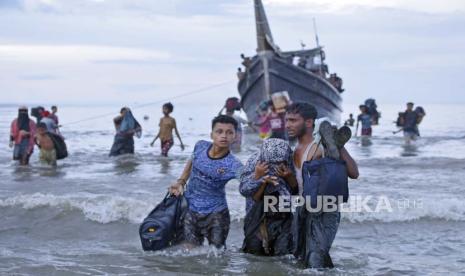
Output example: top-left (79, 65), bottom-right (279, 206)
top-left (109, 107), bottom-right (142, 157)
top-left (10, 106), bottom-right (37, 165)
top-left (239, 138), bottom-right (298, 256)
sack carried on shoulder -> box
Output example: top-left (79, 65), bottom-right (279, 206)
top-left (302, 158), bottom-right (349, 208)
top-left (48, 133), bottom-right (68, 160)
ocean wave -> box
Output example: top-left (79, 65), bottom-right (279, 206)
top-left (1, 193), bottom-right (465, 224)
top-left (357, 156), bottom-right (465, 169)
top-left (0, 193), bottom-right (151, 224)
top-left (342, 197), bottom-right (465, 223)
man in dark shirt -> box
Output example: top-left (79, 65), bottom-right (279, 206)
top-left (402, 102), bottom-right (419, 143)
top-left (344, 113), bottom-right (355, 127)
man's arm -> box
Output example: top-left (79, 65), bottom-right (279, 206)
top-left (340, 147), bottom-right (359, 179)
top-left (170, 159), bottom-right (193, 196)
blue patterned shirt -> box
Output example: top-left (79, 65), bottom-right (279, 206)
top-left (184, 140), bottom-right (243, 214)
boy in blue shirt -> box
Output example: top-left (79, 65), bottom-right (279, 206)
top-left (170, 115), bottom-right (243, 248)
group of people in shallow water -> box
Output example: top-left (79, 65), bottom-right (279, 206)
top-left (167, 102), bottom-right (359, 269)
top-left (108, 102), bottom-right (185, 157)
top-left (9, 106), bottom-right (63, 166)
top-left (10, 99), bottom-right (429, 269)
top-left (343, 101), bottom-right (426, 144)
top-left (9, 102), bottom-right (187, 166)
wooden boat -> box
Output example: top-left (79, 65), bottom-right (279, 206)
top-left (238, 0), bottom-right (344, 123)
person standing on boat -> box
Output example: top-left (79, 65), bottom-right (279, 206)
top-left (237, 68), bottom-right (246, 80)
top-left (241, 53), bottom-right (252, 69)
top-left (109, 107), bottom-right (142, 157)
top-left (285, 102), bottom-right (358, 268)
top-left (9, 106), bottom-right (37, 165)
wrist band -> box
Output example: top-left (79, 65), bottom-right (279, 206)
top-left (177, 178), bottom-right (187, 185)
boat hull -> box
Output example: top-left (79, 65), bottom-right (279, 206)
top-left (238, 53), bottom-right (343, 124)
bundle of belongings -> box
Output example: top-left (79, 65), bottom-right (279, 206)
top-left (139, 193), bottom-right (188, 251)
top-left (294, 121), bottom-right (351, 268)
top-left (225, 97), bottom-right (241, 111)
top-left (364, 98), bottom-right (380, 125)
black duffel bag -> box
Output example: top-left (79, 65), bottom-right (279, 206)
top-left (48, 133), bottom-right (68, 160)
top-left (139, 193), bottom-right (188, 251)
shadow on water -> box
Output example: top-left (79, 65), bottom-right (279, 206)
top-left (12, 164), bottom-right (34, 181)
top-left (113, 154), bottom-right (141, 174)
top-left (360, 136), bottom-right (373, 147)
top-left (354, 136), bottom-right (373, 158)
top-left (11, 163), bottom-right (67, 180)
top-left (401, 143), bottom-right (419, 157)
top-left (159, 158), bottom-right (171, 175)
top-left (37, 165), bottom-right (66, 178)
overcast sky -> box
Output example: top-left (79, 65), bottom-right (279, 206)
top-left (1, 0), bottom-right (464, 107)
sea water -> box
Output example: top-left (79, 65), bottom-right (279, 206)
top-left (1, 103), bottom-right (464, 275)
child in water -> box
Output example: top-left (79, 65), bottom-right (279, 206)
top-left (150, 102), bottom-right (184, 157)
top-left (35, 123), bottom-right (57, 166)
top-left (170, 115), bottom-right (243, 249)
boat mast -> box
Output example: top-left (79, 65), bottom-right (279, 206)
top-left (255, 0), bottom-right (274, 52)
top-left (312, 18), bottom-right (323, 76)
top-left (254, 0), bottom-right (274, 98)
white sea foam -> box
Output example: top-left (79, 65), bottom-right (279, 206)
top-left (0, 193), bottom-right (151, 224)
top-left (1, 193), bottom-right (465, 224)
top-left (342, 197), bottom-right (465, 223)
